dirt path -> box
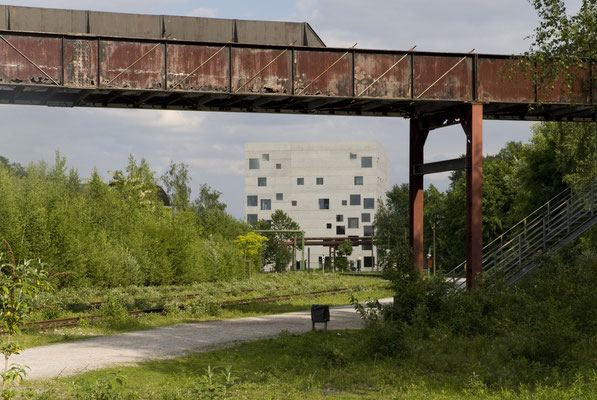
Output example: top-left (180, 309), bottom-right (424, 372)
top-left (13, 299), bottom-right (392, 380)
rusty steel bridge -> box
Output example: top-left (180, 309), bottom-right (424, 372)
top-left (1, 5), bottom-right (596, 289)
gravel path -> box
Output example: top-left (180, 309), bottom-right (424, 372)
top-left (13, 299), bottom-right (392, 380)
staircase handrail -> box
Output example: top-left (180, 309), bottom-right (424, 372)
top-left (445, 178), bottom-right (595, 282)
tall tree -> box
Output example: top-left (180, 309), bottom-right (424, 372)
top-left (255, 210), bottom-right (300, 272)
top-left (160, 161), bottom-right (191, 210)
top-left (527, 0), bottom-right (596, 98)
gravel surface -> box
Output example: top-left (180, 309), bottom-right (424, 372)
top-left (13, 298), bottom-right (392, 380)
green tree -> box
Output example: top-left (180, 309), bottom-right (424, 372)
top-left (335, 239), bottom-right (354, 272)
top-left (0, 240), bottom-right (53, 397)
top-left (256, 210), bottom-right (300, 272)
top-left (526, 0), bottom-right (596, 99)
top-left (160, 161), bottom-right (191, 210)
top-left (234, 232), bottom-right (268, 276)
top-left (374, 184), bottom-right (410, 271)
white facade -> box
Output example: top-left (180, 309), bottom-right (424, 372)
top-left (244, 141), bottom-right (389, 270)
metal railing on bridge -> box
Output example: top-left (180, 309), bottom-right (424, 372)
top-left (446, 179), bottom-right (597, 288)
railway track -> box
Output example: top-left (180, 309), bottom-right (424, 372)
top-left (20, 288), bottom-right (350, 331)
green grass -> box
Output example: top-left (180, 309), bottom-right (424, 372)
top-left (14, 273), bottom-right (392, 348)
top-left (20, 329), bottom-right (597, 399)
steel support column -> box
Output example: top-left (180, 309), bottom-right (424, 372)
top-left (409, 119), bottom-right (429, 274)
top-left (461, 103), bottom-right (483, 289)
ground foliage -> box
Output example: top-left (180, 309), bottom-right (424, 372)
top-left (18, 250), bottom-right (597, 399)
top-left (0, 153), bottom-right (251, 288)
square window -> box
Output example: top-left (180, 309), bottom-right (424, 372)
top-left (354, 176), bottom-right (363, 185)
top-left (291, 200), bottom-right (297, 206)
top-left (362, 244), bottom-right (372, 251)
top-left (276, 193), bottom-right (283, 201)
top-left (361, 213), bottom-right (371, 223)
top-left (318, 198), bottom-right (330, 210)
top-left (336, 226), bottom-right (345, 235)
top-left (262, 154), bottom-right (269, 161)
top-left (316, 177), bottom-right (324, 185)
top-left (342, 200), bottom-right (347, 206)
top-left (336, 215), bottom-right (343, 222)
top-left (364, 225), bottom-right (374, 236)
top-left (247, 195), bottom-right (258, 206)
top-left (348, 217), bottom-right (359, 229)
top-left (350, 152), bottom-right (357, 159)
top-left (276, 163), bottom-right (281, 169)
top-left (297, 177), bottom-right (304, 185)
top-left (326, 223), bottom-right (332, 229)
top-left (364, 198), bottom-right (375, 209)
top-left (350, 194), bottom-right (361, 206)
top-left (261, 199), bottom-right (271, 210)
top-left (361, 156), bottom-right (372, 168)
top-left (258, 177), bottom-right (267, 187)
top-left (249, 158), bottom-right (259, 169)
top-left (247, 214), bottom-right (258, 224)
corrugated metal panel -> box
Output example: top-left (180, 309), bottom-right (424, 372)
top-left (90, 11), bottom-right (161, 39)
top-left (232, 47), bottom-right (291, 94)
top-left (0, 6), bottom-right (7, 30)
top-left (355, 52), bottom-right (411, 99)
top-left (477, 57), bottom-right (534, 103)
top-left (63, 38), bottom-right (98, 87)
top-left (235, 20), bottom-right (303, 47)
top-left (164, 16), bottom-right (233, 43)
top-left (0, 34), bottom-right (61, 85)
top-left (167, 44), bottom-right (228, 92)
top-left (8, 6), bottom-right (87, 34)
top-left (100, 41), bottom-right (165, 89)
top-left (537, 62), bottom-right (591, 104)
top-left (294, 49), bottom-right (353, 97)
top-left (413, 55), bottom-right (472, 100)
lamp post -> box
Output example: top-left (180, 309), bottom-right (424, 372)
top-left (432, 222), bottom-right (436, 275)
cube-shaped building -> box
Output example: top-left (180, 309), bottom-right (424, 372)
top-left (244, 141), bottom-right (389, 270)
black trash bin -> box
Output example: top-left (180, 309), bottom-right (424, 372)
top-left (311, 304), bottom-right (330, 331)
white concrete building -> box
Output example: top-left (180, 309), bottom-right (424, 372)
top-left (244, 141), bottom-right (390, 270)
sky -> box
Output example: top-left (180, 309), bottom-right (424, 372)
top-left (0, 0), bottom-right (584, 218)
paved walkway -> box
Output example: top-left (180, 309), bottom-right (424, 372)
top-left (13, 299), bottom-right (392, 380)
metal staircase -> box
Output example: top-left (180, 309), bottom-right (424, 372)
top-left (446, 179), bottom-right (597, 288)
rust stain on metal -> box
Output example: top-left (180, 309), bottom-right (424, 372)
top-left (536, 62), bottom-right (591, 104)
top-left (100, 41), bottom-right (164, 89)
top-left (63, 39), bottom-right (98, 87)
top-left (413, 55), bottom-right (472, 100)
top-left (0, 34), bottom-right (61, 85)
top-left (477, 57), bottom-right (534, 103)
top-left (294, 50), bottom-right (353, 97)
top-left (167, 44), bottom-right (229, 92)
top-left (355, 52), bottom-right (411, 99)
top-left (232, 48), bottom-right (291, 94)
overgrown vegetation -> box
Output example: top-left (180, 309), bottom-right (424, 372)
top-left (0, 154), bottom-right (251, 288)
top-left (16, 273), bottom-right (392, 348)
top-left (18, 248), bottom-right (597, 399)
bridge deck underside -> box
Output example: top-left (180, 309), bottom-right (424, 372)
top-left (0, 31), bottom-right (595, 121)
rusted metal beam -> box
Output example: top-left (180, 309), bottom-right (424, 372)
top-left (462, 103), bottom-right (483, 289)
top-left (412, 157), bottom-right (466, 176)
top-left (409, 119), bottom-right (429, 274)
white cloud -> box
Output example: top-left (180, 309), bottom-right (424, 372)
top-left (186, 7), bottom-right (217, 18)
